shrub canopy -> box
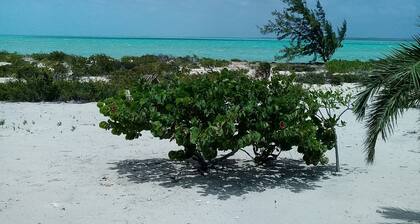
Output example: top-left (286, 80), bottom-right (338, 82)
top-left (98, 70), bottom-right (336, 169)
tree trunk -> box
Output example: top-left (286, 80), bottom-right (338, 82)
top-left (192, 152), bottom-right (209, 174)
top-left (334, 134), bottom-right (340, 172)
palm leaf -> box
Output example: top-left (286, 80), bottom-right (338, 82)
top-left (353, 36), bottom-right (420, 162)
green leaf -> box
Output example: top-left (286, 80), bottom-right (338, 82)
top-left (190, 127), bottom-right (200, 144)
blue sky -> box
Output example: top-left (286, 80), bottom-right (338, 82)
top-left (0, 0), bottom-right (418, 39)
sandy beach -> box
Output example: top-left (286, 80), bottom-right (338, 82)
top-left (1, 0), bottom-right (419, 222)
top-left (0, 102), bottom-right (419, 224)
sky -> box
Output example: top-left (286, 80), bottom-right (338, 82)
top-left (0, 0), bottom-right (418, 39)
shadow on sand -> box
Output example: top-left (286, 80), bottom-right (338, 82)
top-left (378, 207), bottom-right (420, 224)
top-left (110, 158), bottom-right (343, 200)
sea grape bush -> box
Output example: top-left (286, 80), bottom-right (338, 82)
top-left (98, 70), bottom-right (337, 170)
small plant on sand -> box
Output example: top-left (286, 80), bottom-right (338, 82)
top-left (310, 89), bottom-right (352, 171)
top-left (0, 119), bottom-right (5, 126)
top-left (261, 0), bottom-right (347, 62)
top-left (98, 70), bottom-right (337, 171)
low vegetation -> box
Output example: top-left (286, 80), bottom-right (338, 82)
top-left (0, 51), bottom-right (31, 77)
top-left (326, 59), bottom-right (376, 74)
top-left (273, 63), bottom-right (317, 73)
top-left (0, 52), bottom-right (228, 101)
top-left (0, 51), bottom-right (375, 102)
top-left (98, 70), bottom-right (348, 171)
top-left (255, 62), bottom-right (271, 79)
top-left (1, 50), bottom-right (368, 170)
top-left (0, 64), bottom-right (118, 102)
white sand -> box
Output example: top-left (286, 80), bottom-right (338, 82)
top-left (0, 62), bottom-right (12, 67)
top-left (0, 102), bottom-right (419, 224)
top-left (78, 76), bottom-right (110, 83)
top-left (190, 62), bottom-right (256, 77)
top-left (0, 78), bottom-right (19, 84)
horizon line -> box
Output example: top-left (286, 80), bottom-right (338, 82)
top-left (0, 34), bottom-right (413, 42)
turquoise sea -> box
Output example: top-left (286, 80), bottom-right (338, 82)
top-left (0, 35), bottom-right (410, 62)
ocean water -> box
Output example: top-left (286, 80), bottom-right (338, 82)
top-left (0, 35), bottom-right (409, 62)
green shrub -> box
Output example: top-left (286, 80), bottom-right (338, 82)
top-left (295, 72), bottom-right (327, 84)
top-left (120, 55), bottom-right (183, 78)
top-left (98, 70), bottom-right (335, 170)
top-left (327, 73), bottom-right (366, 85)
top-left (87, 54), bottom-right (121, 76)
top-left (273, 63), bottom-right (316, 73)
top-left (55, 81), bottom-right (116, 102)
top-left (0, 51), bottom-right (31, 77)
top-left (0, 71), bottom-right (59, 102)
top-left (0, 79), bottom-right (117, 102)
top-left (0, 51), bottom-right (24, 62)
top-left (326, 59), bottom-right (376, 74)
top-left (293, 72), bottom-right (365, 85)
top-left (255, 62), bottom-right (271, 79)
top-left (32, 51), bottom-right (67, 62)
top-left (199, 58), bottom-right (229, 68)
top-left (50, 62), bottom-right (69, 80)
top-left (0, 64), bottom-right (117, 102)
top-left (121, 55), bottom-right (159, 70)
top-left (109, 70), bottom-right (141, 87)
top-left (67, 56), bottom-right (89, 77)
top-left (0, 51), bottom-right (26, 66)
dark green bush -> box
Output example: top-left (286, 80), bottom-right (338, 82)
top-left (0, 79), bottom-right (116, 102)
top-left (32, 51), bottom-right (67, 62)
top-left (87, 54), bottom-right (121, 76)
top-left (67, 56), bottom-right (89, 77)
top-left (55, 81), bottom-right (116, 102)
top-left (98, 70), bottom-right (335, 170)
top-left (0, 64), bottom-right (117, 102)
top-left (255, 62), bottom-right (271, 79)
top-left (0, 70), bottom-right (59, 102)
top-left (121, 55), bottom-right (159, 70)
top-left (109, 70), bottom-right (141, 88)
top-left (0, 51), bottom-right (31, 77)
top-left (273, 63), bottom-right (317, 73)
top-left (0, 51), bottom-right (24, 63)
top-left (293, 72), bottom-right (365, 85)
top-left (327, 73), bottom-right (365, 85)
top-left (295, 72), bottom-right (327, 84)
top-left (199, 58), bottom-right (229, 68)
top-left (326, 59), bottom-right (376, 74)
top-left (120, 55), bottom-right (183, 78)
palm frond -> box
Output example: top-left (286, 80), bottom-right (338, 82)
top-left (364, 87), bottom-right (411, 162)
top-left (354, 35), bottom-right (420, 162)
